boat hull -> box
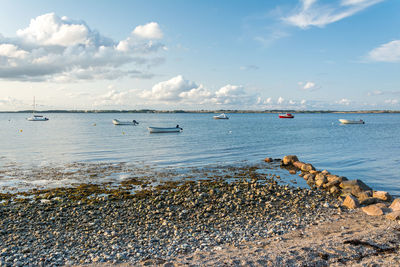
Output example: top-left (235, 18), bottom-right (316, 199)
top-left (279, 114), bottom-right (294, 119)
top-left (339, 119), bottom-right (364, 124)
top-left (148, 127), bottom-right (182, 133)
top-left (213, 113), bottom-right (229, 119)
top-left (113, 119), bottom-right (138, 125)
top-left (27, 117), bottom-right (49, 121)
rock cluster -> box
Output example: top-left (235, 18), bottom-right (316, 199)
top-left (281, 155), bottom-right (400, 222)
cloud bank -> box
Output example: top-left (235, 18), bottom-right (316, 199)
top-left (0, 13), bottom-right (165, 82)
top-left (139, 75), bottom-right (252, 107)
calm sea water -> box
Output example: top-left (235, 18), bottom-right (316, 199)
top-left (1, 112), bottom-right (399, 194)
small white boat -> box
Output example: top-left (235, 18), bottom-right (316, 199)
top-left (148, 126), bottom-right (183, 133)
top-left (27, 97), bottom-right (49, 121)
top-left (213, 113), bottom-right (229, 119)
top-left (112, 119), bottom-right (139, 125)
top-left (339, 119), bottom-right (365, 124)
top-left (27, 115), bottom-right (49, 121)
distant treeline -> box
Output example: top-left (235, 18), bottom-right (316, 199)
top-left (1, 109), bottom-right (400, 114)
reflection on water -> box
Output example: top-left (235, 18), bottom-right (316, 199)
top-left (1, 112), bottom-right (399, 194)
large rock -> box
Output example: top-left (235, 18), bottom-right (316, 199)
top-left (324, 179), bottom-right (341, 189)
top-left (357, 191), bottom-right (373, 202)
top-left (282, 155), bottom-right (298, 165)
top-left (303, 173), bottom-right (315, 181)
top-left (372, 191), bottom-right (391, 202)
top-left (385, 210), bottom-right (400, 221)
top-left (264, 157), bottom-right (273, 163)
top-left (329, 186), bottom-right (340, 195)
top-left (342, 195), bottom-right (359, 209)
top-left (315, 179), bottom-right (326, 188)
top-left (389, 198), bottom-right (400, 211)
top-left (339, 179), bottom-right (372, 198)
top-left (326, 175), bottom-right (340, 182)
top-left (361, 204), bottom-right (385, 216)
top-left (301, 163), bottom-right (315, 172)
top-left (315, 173), bottom-right (326, 181)
top-left (339, 179), bottom-right (372, 191)
top-left (359, 197), bottom-right (380, 206)
top-left (292, 161), bottom-right (305, 169)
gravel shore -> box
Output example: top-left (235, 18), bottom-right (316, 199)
top-left (0, 163), bottom-right (342, 266)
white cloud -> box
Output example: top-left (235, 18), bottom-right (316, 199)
top-left (94, 90), bottom-right (129, 106)
top-left (265, 97), bottom-right (272, 104)
top-left (17, 13), bottom-right (90, 46)
top-left (284, 0), bottom-right (383, 29)
top-left (179, 86), bottom-right (212, 103)
top-left (301, 99), bottom-right (307, 105)
top-left (298, 81), bottom-right (320, 91)
top-left (0, 13), bottom-right (166, 82)
top-left (140, 75), bottom-right (199, 101)
top-left (132, 22), bottom-right (163, 39)
top-left (277, 96), bottom-right (285, 104)
top-left (0, 97), bottom-right (23, 107)
top-left (0, 44), bottom-right (28, 58)
top-left (213, 84), bottom-right (247, 105)
top-left (367, 90), bottom-right (383, 96)
top-left (289, 100), bottom-right (296, 105)
top-left (368, 40), bottom-right (400, 62)
top-left (240, 65), bottom-right (259, 71)
top-left (336, 98), bottom-right (351, 105)
top-left (384, 99), bottom-right (399, 105)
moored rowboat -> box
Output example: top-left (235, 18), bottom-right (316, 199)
top-left (339, 119), bottom-right (365, 124)
top-left (112, 119), bottom-right (139, 125)
top-left (148, 126), bottom-right (183, 133)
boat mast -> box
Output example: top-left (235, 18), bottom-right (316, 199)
top-left (33, 96), bottom-right (36, 115)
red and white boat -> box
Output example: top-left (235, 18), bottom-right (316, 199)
top-left (279, 113), bottom-right (294, 119)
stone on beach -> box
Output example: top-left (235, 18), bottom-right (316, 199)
top-left (264, 157), bottom-right (273, 163)
top-left (389, 198), bottom-right (400, 211)
top-left (282, 155), bottom-right (298, 165)
top-left (329, 186), bottom-right (340, 195)
top-left (315, 179), bottom-right (326, 188)
top-left (357, 191), bottom-right (373, 202)
top-left (315, 173), bottom-right (326, 181)
top-left (359, 197), bottom-right (380, 206)
top-left (323, 179), bottom-right (341, 189)
top-left (361, 203), bottom-right (387, 216)
top-left (385, 210), bottom-right (400, 221)
top-left (339, 179), bottom-right (372, 191)
top-left (342, 195), bottom-right (359, 209)
top-left (372, 191), bottom-right (391, 202)
top-left (303, 173), bottom-right (315, 181)
top-left (292, 161), bottom-right (305, 169)
top-left (301, 163), bottom-right (315, 172)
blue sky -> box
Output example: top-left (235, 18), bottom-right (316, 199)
top-left (0, 0), bottom-right (399, 111)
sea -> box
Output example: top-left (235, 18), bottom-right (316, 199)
top-left (1, 112), bottom-right (399, 195)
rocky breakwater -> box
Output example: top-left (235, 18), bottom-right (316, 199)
top-left (281, 155), bottom-right (400, 222)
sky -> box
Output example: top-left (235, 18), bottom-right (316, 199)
top-left (0, 0), bottom-right (399, 111)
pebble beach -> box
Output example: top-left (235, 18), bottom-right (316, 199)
top-left (1, 158), bottom-right (399, 266)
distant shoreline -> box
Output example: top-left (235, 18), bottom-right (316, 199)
top-left (1, 109), bottom-right (400, 114)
